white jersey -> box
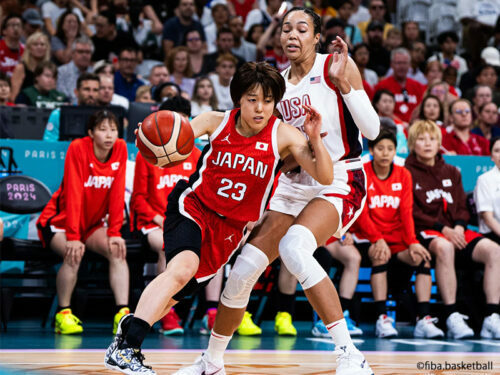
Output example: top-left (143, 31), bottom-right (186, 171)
top-left (276, 53), bottom-right (363, 186)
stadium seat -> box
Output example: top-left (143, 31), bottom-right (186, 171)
top-left (0, 106), bottom-right (52, 140)
top-left (126, 102), bottom-right (160, 143)
top-left (426, 4), bottom-right (460, 45)
top-left (398, 0), bottom-right (431, 29)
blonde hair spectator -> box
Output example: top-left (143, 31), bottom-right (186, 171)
top-left (135, 85), bottom-right (155, 103)
top-left (407, 120), bottom-right (442, 152)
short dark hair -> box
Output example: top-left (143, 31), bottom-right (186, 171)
top-left (77, 72), bottom-right (100, 89)
top-left (437, 30), bottom-right (459, 45)
top-left (478, 101), bottom-right (497, 114)
top-left (86, 109), bottom-right (118, 133)
top-left (230, 62), bottom-right (286, 107)
top-left (34, 61), bottom-right (57, 79)
top-left (153, 82), bottom-right (181, 102)
top-left (0, 71), bottom-right (11, 86)
top-left (352, 42), bottom-right (369, 56)
top-left (490, 136), bottom-right (500, 153)
top-left (217, 26), bottom-right (234, 40)
top-left (368, 128), bottom-right (397, 148)
top-left (1, 14), bottom-right (22, 35)
top-left (119, 46), bottom-right (139, 57)
top-left (99, 10), bottom-right (116, 27)
top-left (281, 7), bottom-right (321, 35)
top-left (325, 17), bottom-right (346, 31)
top-left (419, 95), bottom-right (444, 123)
top-left (159, 95), bottom-right (192, 117)
top-left (372, 89), bottom-right (394, 107)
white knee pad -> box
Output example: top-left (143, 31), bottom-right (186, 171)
top-left (279, 224), bottom-right (327, 290)
top-left (220, 243), bottom-right (269, 309)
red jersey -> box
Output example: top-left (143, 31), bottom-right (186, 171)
top-left (375, 76), bottom-right (424, 123)
top-left (354, 162), bottom-right (419, 251)
top-left (0, 39), bottom-right (24, 76)
top-left (130, 147), bottom-right (201, 231)
top-left (191, 109), bottom-right (280, 222)
top-left (37, 137), bottom-right (127, 241)
top-left (442, 130), bottom-right (490, 156)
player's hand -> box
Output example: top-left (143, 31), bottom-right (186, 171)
top-left (152, 214), bottom-right (164, 229)
top-left (442, 226), bottom-right (467, 250)
top-left (328, 36), bottom-right (349, 83)
top-left (408, 243), bottom-right (431, 263)
top-left (109, 236), bottom-right (127, 259)
top-left (134, 123), bottom-right (141, 147)
top-left (302, 104), bottom-right (322, 140)
top-left (65, 240), bottom-right (85, 266)
top-left (341, 232), bottom-right (353, 246)
top-left (373, 239), bottom-right (391, 262)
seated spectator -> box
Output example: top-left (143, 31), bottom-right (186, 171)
top-left (191, 76), bottom-right (218, 117)
top-left (162, 0), bottom-right (206, 57)
top-left (366, 21), bottom-right (391, 77)
top-left (323, 18), bottom-right (349, 48)
top-left (57, 35), bottom-right (94, 104)
top-left (21, 8), bottom-right (43, 42)
top-left (183, 29), bottom-right (205, 77)
top-left (355, 129), bottom-right (441, 339)
top-left (44, 73), bottom-right (100, 141)
top-left (472, 102), bottom-right (500, 140)
top-left (153, 82), bottom-right (181, 103)
top-left (358, 0), bottom-right (393, 40)
top-left (209, 53), bottom-right (237, 110)
top-left (229, 15), bottom-right (257, 62)
top-left (91, 11), bottom-right (138, 62)
top-left (471, 84), bottom-right (493, 119)
top-left (257, 22), bottom-right (289, 72)
top-left (311, 0), bottom-right (337, 18)
top-left (443, 66), bottom-right (461, 98)
top-left (424, 60), bottom-right (444, 87)
top-left (244, 0), bottom-right (282, 33)
top-left (128, 1), bottom-right (164, 61)
top-left (443, 99), bottom-right (490, 155)
top-left (383, 27), bottom-right (402, 52)
top-left (405, 120), bottom-right (500, 340)
top-left (10, 31), bottom-right (50, 102)
top-left (166, 47), bottom-right (196, 99)
top-left (349, 0), bottom-right (370, 27)
top-left (130, 96), bottom-right (202, 335)
top-left (408, 41), bottom-right (427, 85)
top-left (15, 61), bottom-right (68, 108)
top-left (245, 23), bottom-right (264, 45)
top-left (37, 109), bottom-right (129, 335)
top-left (465, 64), bottom-right (500, 106)
top-left (337, 0), bottom-right (363, 47)
top-left (423, 80), bottom-right (458, 125)
top-left (98, 75), bottom-right (129, 110)
top-left (375, 48), bottom-right (425, 123)
top-left (148, 64), bottom-right (169, 89)
top-left (41, 0), bottom-right (86, 37)
top-left (205, 2), bottom-right (231, 53)
top-left (427, 31), bottom-right (467, 80)
top-left (401, 21), bottom-right (421, 50)
top-left (93, 61), bottom-right (114, 77)
top-left (135, 85), bottom-right (155, 103)
top-left (417, 95), bottom-right (445, 128)
top-left (0, 14), bottom-right (25, 77)
top-left (114, 47), bottom-right (145, 102)
top-left (200, 27), bottom-right (245, 75)
top-left (474, 136), bottom-right (500, 244)
top-left (0, 73), bottom-right (15, 106)
top-left (52, 11), bottom-right (81, 65)
top-left (352, 43), bottom-right (378, 90)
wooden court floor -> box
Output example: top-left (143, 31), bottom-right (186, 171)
top-left (0, 350), bottom-right (499, 374)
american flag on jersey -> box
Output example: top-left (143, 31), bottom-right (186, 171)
top-left (310, 76), bottom-right (321, 84)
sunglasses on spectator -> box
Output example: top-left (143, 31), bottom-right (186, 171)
top-left (454, 108), bottom-right (471, 115)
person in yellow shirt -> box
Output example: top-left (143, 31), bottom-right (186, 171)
top-left (358, 0), bottom-right (393, 40)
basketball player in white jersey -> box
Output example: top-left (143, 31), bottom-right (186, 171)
top-left (176, 7), bottom-right (379, 375)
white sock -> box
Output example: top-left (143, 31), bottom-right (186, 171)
top-left (326, 318), bottom-right (353, 347)
top-left (206, 330), bottom-right (232, 363)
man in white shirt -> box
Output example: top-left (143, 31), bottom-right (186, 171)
top-left (209, 53), bottom-right (236, 110)
top-left (474, 136), bottom-right (500, 244)
top-left (229, 15), bottom-right (257, 62)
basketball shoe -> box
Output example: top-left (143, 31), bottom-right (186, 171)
top-left (414, 316), bottom-right (444, 338)
top-left (312, 311), bottom-right (363, 338)
top-left (200, 308), bottom-right (217, 335)
top-left (113, 307), bottom-right (130, 335)
top-left (274, 312), bottom-right (297, 336)
top-left (160, 308), bottom-right (184, 336)
top-left (104, 313), bottom-right (132, 368)
top-left (335, 345), bottom-right (374, 375)
top-left (237, 311), bottom-right (262, 336)
top-left (480, 313), bottom-right (500, 339)
top-left (105, 346), bottom-right (156, 374)
top-left (173, 352), bottom-right (225, 375)
top-left (375, 314), bottom-right (398, 338)
top-left (446, 312), bottom-right (474, 339)
top-left (54, 308), bottom-right (83, 335)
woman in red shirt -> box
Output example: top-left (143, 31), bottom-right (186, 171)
top-left (37, 110), bottom-right (128, 335)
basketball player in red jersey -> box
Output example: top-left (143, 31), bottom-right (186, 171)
top-left (104, 61), bottom-right (333, 374)
top-left (354, 129), bottom-right (443, 339)
top-left (176, 7), bottom-right (378, 375)
top-left (37, 110), bottom-right (129, 335)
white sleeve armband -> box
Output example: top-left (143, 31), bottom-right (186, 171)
top-left (341, 87), bottom-right (380, 140)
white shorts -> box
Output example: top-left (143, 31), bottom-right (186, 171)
top-left (269, 158), bottom-right (367, 238)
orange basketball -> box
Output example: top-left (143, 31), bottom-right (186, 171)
top-left (136, 110), bottom-right (194, 168)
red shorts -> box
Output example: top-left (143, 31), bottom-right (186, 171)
top-left (419, 229), bottom-right (482, 243)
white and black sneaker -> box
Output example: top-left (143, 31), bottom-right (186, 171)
top-left (446, 312), bottom-right (474, 339)
top-left (105, 346), bottom-right (156, 374)
top-left (414, 316), bottom-right (445, 338)
top-left (335, 345), bottom-right (374, 375)
top-left (105, 313), bottom-right (133, 366)
top-left (173, 352), bottom-right (225, 375)
top-left (481, 313), bottom-right (500, 339)
top-left (375, 314), bottom-right (398, 338)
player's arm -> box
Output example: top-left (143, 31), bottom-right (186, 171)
top-left (327, 36), bottom-right (380, 140)
top-left (278, 105), bottom-right (333, 185)
top-left (189, 111), bottom-right (226, 138)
